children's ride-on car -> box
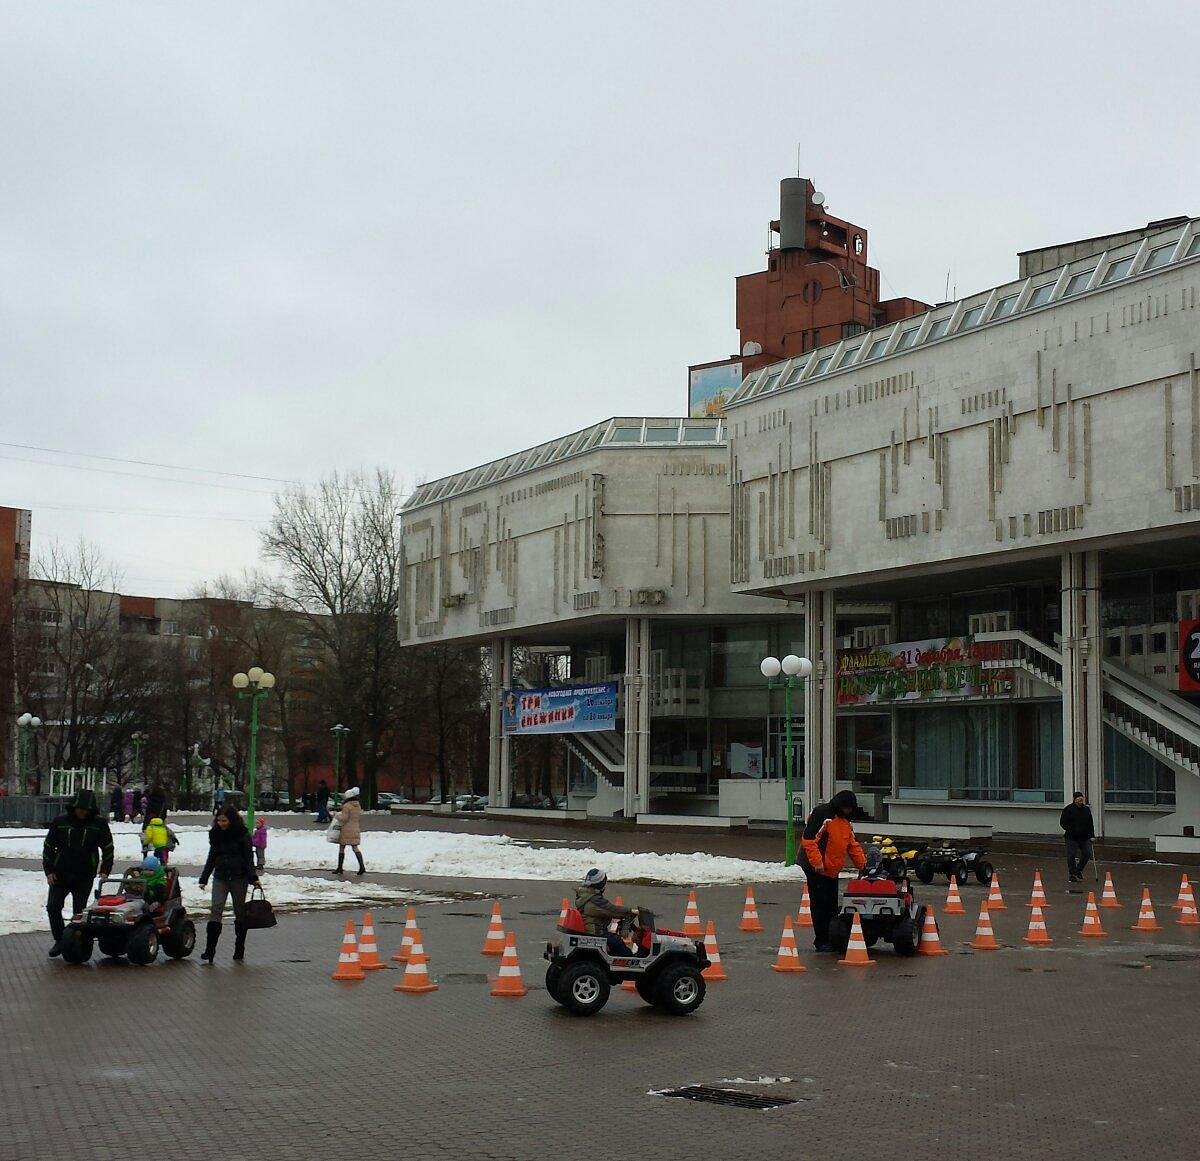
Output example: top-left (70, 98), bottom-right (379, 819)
top-left (913, 843), bottom-right (994, 886)
top-left (58, 866), bottom-right (196, 965)
top-left (544, 906), bottom-right (708, 1017)
top-left (827, 846), bottom-right (927, 957)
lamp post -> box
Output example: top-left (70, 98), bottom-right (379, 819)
top-left (16, 713), bottom-right (42, 794)
top-left (233, 666), bottom-right (275, 830)
top-left (330, 723), bottom-right (349, 792)
top-left (130, 731), bottom-right (148, 786)
top-left (760, 654), bottom-right (813, 867)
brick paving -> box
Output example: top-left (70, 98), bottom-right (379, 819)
top-left (1, 860), bottom-right (1198, 1161)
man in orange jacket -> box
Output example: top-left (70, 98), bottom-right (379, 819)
top-left (800, 790), bottom-right (867, 952)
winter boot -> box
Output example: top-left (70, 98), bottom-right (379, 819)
top-left (200, 921), bottom-right (221, 964)
top-left (355, 850), bottom-right (365, 877)
top-left (232, 922), bottom-right (247, 962)
top-left (334, 849), bottom-right (345, 876)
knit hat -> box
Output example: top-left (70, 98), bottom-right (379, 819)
top-left (342, 787), bottom-right (361, 802)
top-left (582, 867), bottom-right (607, 890)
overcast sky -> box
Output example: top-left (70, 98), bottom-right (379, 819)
top-left (3, 3), bottom-right (1196, 597)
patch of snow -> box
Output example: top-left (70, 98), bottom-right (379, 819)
top-left (1, 824), bottom-right (803, 886)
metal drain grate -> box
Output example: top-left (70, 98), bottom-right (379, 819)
top-left (657, 1086), bottom-right (798, 1111)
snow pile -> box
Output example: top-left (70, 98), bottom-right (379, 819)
top-left (1, 823), bottom-right (803, 886)
top-left (0, 867), bottom-right (445, 937)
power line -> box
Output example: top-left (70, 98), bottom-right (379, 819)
top-left (0, 451), bottom-right (281, 495)
top-left (27, 501), bottom-right (266, 524)
top-left (0, 440), bottom-right (302, 486)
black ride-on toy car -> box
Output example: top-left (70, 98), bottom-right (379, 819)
top-left (544, 906), bottom-right (708, 1017)
top-left (913, 843), bottom-right (994, 886)
top-left (828, 846), bottom-right (928, 957)
top-left (58, 866), bottom-right (196, 966)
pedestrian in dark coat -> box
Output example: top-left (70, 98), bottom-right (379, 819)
top-left (315, 779), bottom-right (331, 824)
top-left (145, 783), bottom-right (168, 823)
top-left (198, 807), bottom-right (259, 963)
top-left (109, 783), bottom-right (124, 822)
top-left (1059, 792), bottom-right (1095, 883)
top-left (43, 789), bottom-right (114, 957)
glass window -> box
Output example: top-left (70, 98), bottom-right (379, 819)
top-left (710, 625), bottom-right (770, 688)
top-left (1101, 255), bottom-right (1136, 284)
top-left (1188, 234), bottom-right (1200, 258)
top-left (609, 426), bottom-right (642, 444)
top-left (1105, 726), bottom-right (1175, 806)
top-left (813, 353), bottom-right (834, 376)
top-left (959, 304), bottom-right (987, 330)
top-left (644, 425), bottom-right (679, 442)
top-left (925, 317), bottom-right (951, 342)
top-left (682, 426), bottom-right (718, 442)
top-left (761, 372), bottom-right (782, 393)
top-left (783, 359), bottom-right (809, 386)
top-left (1063, 268), bottom-right (1096, 296)
top-left (866, 336), bottom-right (890, 360)
top-left (1026, 282), bottom-right (1056, 309)
top-left (894, 326), bottom-right (920, 351)
top-left (1143, 242), bottom-right (1175, 271)
top-left (991, 295), bottom-right (1018, 320)
top-left (836, 344), bottom-right (862, 368)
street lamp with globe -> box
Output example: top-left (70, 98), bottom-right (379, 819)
top-left (759, 653), bottom-right (813, 866)
top-left (16, 713), bottom-right (42, 793)
top-left (232, 667), bottom-right (275, 829)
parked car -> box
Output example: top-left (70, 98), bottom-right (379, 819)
top-left (454, 794), bottom-right (488, 812)
top-left (377, 792), bottom-right (410, 808)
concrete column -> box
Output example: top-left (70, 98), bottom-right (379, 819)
top-left (1061, 552), bottom-right (1105, 833)
top-left (804, 588), bottom-right (839, 809)
top-left (487, 639), bottom-right (503, 805)
top-left (623, 616), bottom-right (652, 818)
top-left (497, 638), bottom-right (513, 809)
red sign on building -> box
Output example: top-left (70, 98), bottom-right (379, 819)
top-left (1179, 620), bottom-right (1200, 691)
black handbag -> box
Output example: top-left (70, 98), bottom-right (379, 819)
top-left (242, 884), bottom-right (277, 929)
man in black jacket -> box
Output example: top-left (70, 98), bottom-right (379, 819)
top-left (1059, 792), bottom-right (1095, 882)
top-left (42, 789), bottom-right (114, 957)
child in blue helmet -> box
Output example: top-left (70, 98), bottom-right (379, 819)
top-left (141, 853), bottom-right (168, 905)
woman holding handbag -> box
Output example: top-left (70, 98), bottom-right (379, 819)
top-left (331, 786), bottom-right (365, 876)
top-left (198, 807), bottom-right (259, 963)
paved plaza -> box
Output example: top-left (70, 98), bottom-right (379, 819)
top-left (1, 841), bottom-right (1197, 1161)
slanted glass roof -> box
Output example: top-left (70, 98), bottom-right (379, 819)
top-left (402, 417), bottom-right (727, 510)
top-left (729, 216), bottom-right (1200, 409)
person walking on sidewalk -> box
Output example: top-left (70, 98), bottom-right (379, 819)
top-left (198, 807), bottom-right (259, 963)
top-left (251, 816), bottom-right (268, 871)
top-left (42, 789), bottom-right (114, 958)
top-left (799, 790), bottom-right (867, 953)
top-left (332, 787), bottom-right (365, 876)
top-left (314, 779), bottom-right (331, 824)
top-left (1059, 792), bottom-right (1095, 883)
top-left (109, 783), bottom-right (124, 823)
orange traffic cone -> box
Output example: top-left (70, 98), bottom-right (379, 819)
top-left (917, 906), bottom-right (950, 956)
top-left (557, 897), bottom-right (569, 926)
top-left (682, 890), bottom-right (703, 938)
top-left (944, 879), bottom-right (966, 915)
top-left (357, 912), bottom-right (386, 970)
top-left (738, 887), bottom-right (765, 933)
top-left (1079, 892), bottom-right (1107, 938)
top-left (1099, 871), bottom-right (1121, 909)
top-left (1024, 904), bottom-right (1053, 945)
top-left (331, 919), bottom-right (366, 981)
top-left (771, 915), bottom-right (806, 973)
top-left (391, 906), bottom-right (417, 963)
top-left (1131, 888), bottom-right (1162, 932)
top-left (1027, 871), bottom-right (1049, 908)
top-left (1171, 873), bottom-right (1191, 911)
top-left (971, 900), bottom-right (1000, 951)
top-left (481, 901), bottom-right (507, 956)
top-left (700, 920), bottom-right (727, 981)
top-left (393, 925), bottom-right (438, 993)
top-left (796, 882), bottom-right (814, 929)
top-left (837, 912), bottom-right (876, 967)
top-left (1178, 881), bottom-right (1200, 927)
top-left (489, 931), bottom-right (528, 997)
top-left (986, 872), bottom-right (1006, 911)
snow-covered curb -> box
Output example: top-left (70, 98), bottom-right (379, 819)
top-left (0, 866), bottom-right (448, 937)
top-left (0, 823), bottom-right (803, 886)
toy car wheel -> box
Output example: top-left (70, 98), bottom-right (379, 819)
top-left (886, 856), bottom-right (907, 878)
top-left (97, 933), bottom-right (127, 959)
top-left (558, 960), bottom-right (610, 1016)
top-left (654, 963), bottom-right (706, 1016)
top-left (162, 918), bottom-right (196, 959)
top-left (59, 930), bottom-right (93, 965)
top-left (634, 976), bottom-right (658, 1005)
top-left (892, 916), bottom-right (916, 959)
top-left (827, 915), bottom-right (851, 954)
top-left (974, 860), bottom-right (995, 885)
top-left (544, 963), bottom-right (565, 1004)
top-left (914, 859), bottom-right (935, 884)
top-left (863, 929), bottom-right (881, 948)
top-left (126, 923), bottom-right (160, 966)
top-left (950, 859), bottom-right (968, 886)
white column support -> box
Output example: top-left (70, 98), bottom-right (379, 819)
top-left (1061, 551), bottom-right (1105, 834)
top-left (487, 639), bottom-right (503, 805)
top-left (623, 616), bottom-right (652, 818)
top-left (497, 638), bottom-right (513, 809)
top-left (804, 588), bottom-right (838, 808)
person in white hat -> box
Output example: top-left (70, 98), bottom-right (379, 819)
top-left (332, 787), bottom-right (366, 876)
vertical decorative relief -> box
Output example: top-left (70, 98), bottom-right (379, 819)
top-left (1165, 380), bottom-right (1175, 490)
top-left (1190, 354), bottom-right (1199, 479)
top-left (590, 473), bottom-right (606, 579)
top-left (1083, 402), bottom-right (1092, 505)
